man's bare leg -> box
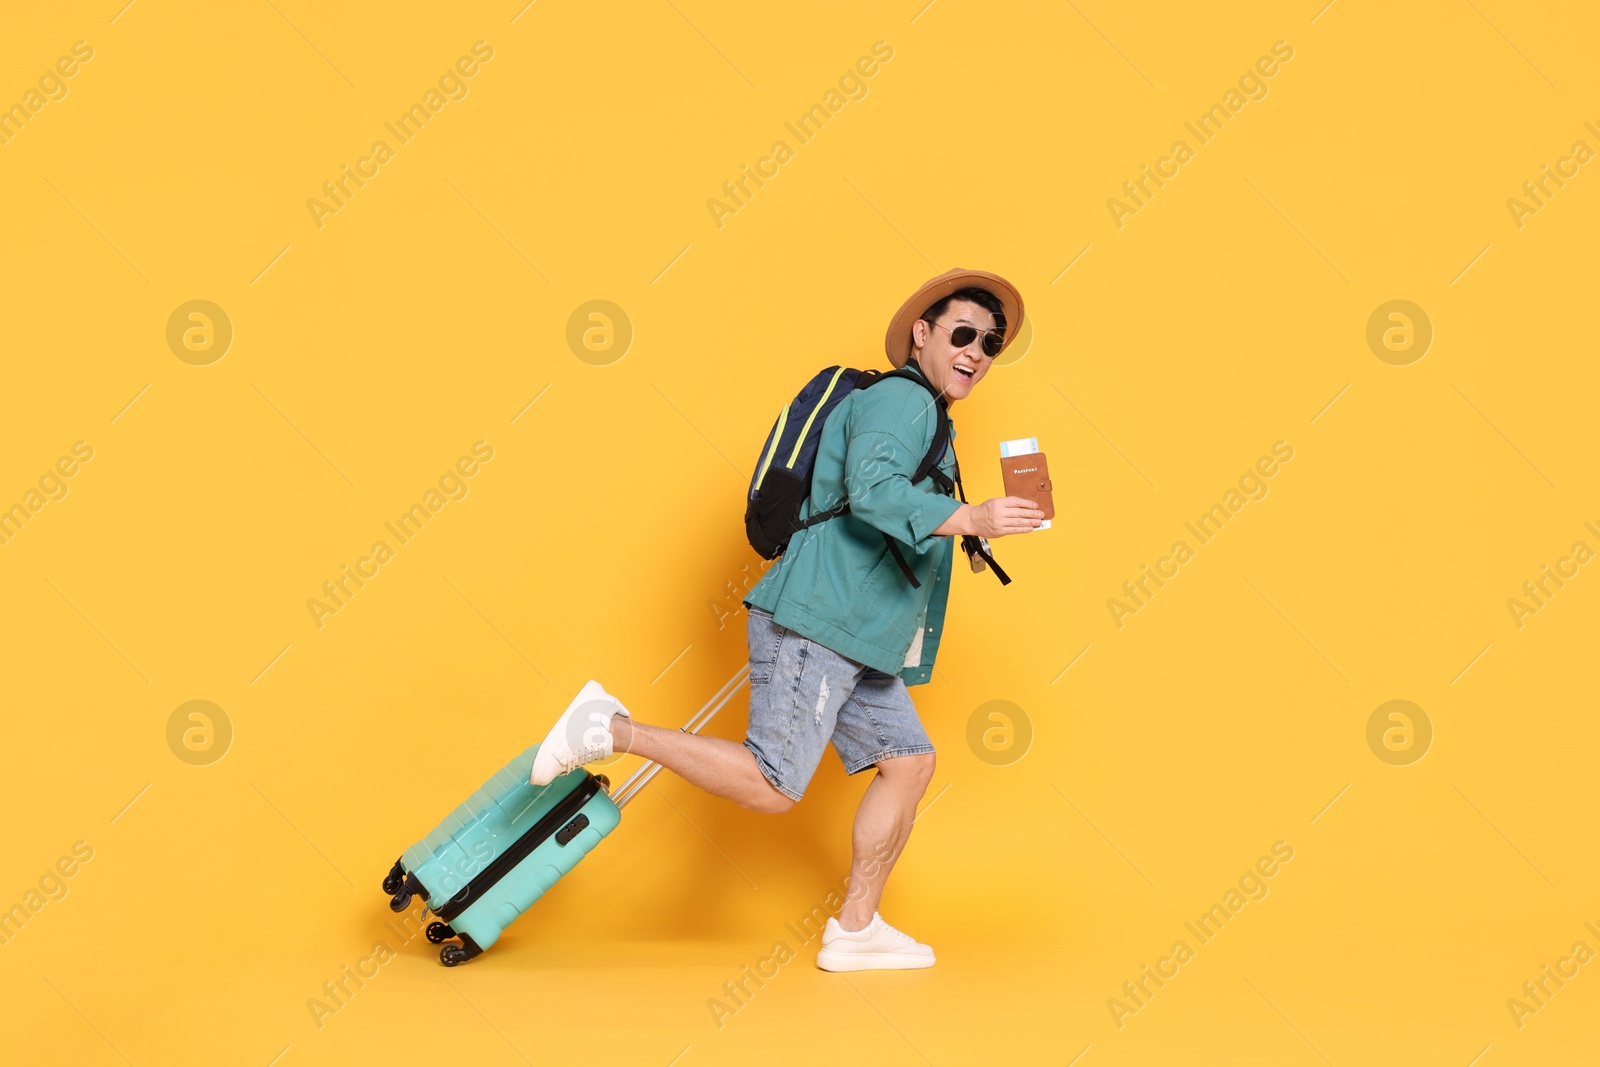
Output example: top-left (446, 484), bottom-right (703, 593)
top-left (610, 716), bottom-right (794, 814)
top-left (836, 752), bottom-right (935, 930)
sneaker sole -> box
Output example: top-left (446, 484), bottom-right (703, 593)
top-left (528, 750), bottom-right (567, 786)
top-left (815, 949), bottom-right (936, 972)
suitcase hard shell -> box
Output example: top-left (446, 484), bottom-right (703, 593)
top-left (382, 746), bottom-right (620, 965)
top-left (380, 668), bottom-right (749, 966)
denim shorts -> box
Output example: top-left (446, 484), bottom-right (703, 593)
top-left (741, 605), bottom-right (935, 802)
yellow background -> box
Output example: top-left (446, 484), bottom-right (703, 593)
top-left (1, 1), bottom-right (1596, 1064)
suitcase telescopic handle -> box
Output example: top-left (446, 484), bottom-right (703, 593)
top-left (611, 665), bottom-right (750, 809)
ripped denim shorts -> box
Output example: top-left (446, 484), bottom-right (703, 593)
top-left (741, 605), bottom-right (934, 802)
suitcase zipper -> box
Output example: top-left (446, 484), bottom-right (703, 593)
top-left (434, 773), bottom-right (603, 923)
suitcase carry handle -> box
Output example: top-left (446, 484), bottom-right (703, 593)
top-left (611, 665), bottom-right (750, 809)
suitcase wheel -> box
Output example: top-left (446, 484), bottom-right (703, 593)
top-left (390, 872), bottom-right (425, 913)
top-left (426, 922), bottom-right (456, 945)
top-left (381, 858), bottom-right (405, 896)
top-left (440, 936), bottom-right (482, 967)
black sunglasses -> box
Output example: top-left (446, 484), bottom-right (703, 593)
top-left (928, 319), bottom-right (1005, 358)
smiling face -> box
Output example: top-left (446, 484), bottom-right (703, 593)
top-left (908, 298), bottom-right (999, 403)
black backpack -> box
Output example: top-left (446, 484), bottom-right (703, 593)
top-left (743, 360), bottom-right (1009, 586)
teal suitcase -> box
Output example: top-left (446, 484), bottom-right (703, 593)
top-left (381, 669), bottom-right (747, 965)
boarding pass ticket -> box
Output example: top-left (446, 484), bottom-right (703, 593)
top-left (1000, 437), bottom-right (1038, 459)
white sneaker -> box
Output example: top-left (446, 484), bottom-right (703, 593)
top-left (816, 911), bottom-right (936, 971)
top-left (529, 680), bottom-right (630, 786)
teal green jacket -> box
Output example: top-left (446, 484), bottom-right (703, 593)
top-left (743, 361), bottom-right (962, 685)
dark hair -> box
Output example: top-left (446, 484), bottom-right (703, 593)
top-left (920, 286), bottom-right (1005, 334)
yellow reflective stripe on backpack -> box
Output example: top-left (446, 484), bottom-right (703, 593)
top-left (755, 405), bottom-right (789, 490)
top-left (785, 366), bottom-right (849, 468)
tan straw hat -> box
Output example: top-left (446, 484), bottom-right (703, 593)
top-left (884, 267), bottom-right (1025, 369)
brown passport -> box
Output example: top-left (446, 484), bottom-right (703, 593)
top-left (1001, 451), bottom-right (1055, 520)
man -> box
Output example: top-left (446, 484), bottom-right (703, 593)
top-left (529, 268), bottom-right (1044, 970)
